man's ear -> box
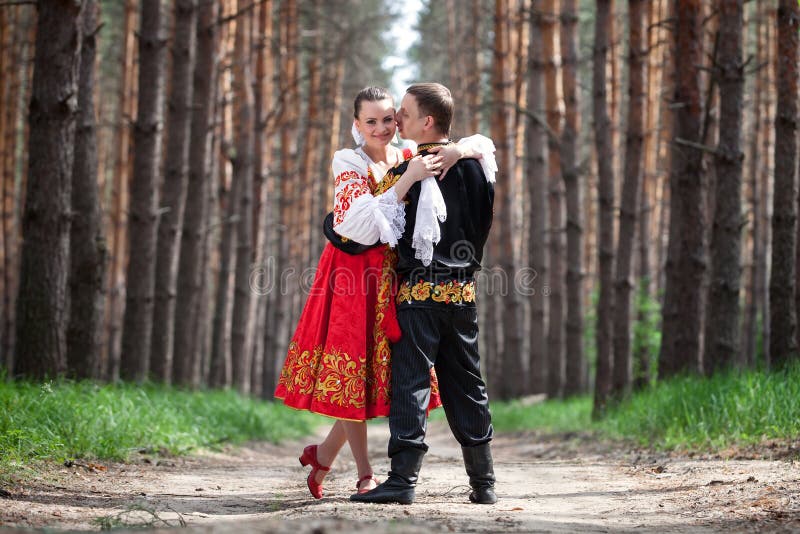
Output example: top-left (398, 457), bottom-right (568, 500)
top-left (424, 115), bottom-right (434, 131)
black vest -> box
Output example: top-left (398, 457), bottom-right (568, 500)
top-left (394, 143), bottom-right (495, 283)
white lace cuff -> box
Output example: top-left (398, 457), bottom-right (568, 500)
top-left (374, 188), bottom-right (406, 247)
top-left (457, 134), bottom-right (498, 183)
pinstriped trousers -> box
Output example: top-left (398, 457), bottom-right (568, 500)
top-left (388, 305), bottom-right (494, 457)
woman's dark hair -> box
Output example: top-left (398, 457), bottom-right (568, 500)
top-left (353, 86), bottom-right (393, 118)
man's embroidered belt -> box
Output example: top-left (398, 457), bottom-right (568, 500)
top-left (396, 278), bottom-right (476, 306)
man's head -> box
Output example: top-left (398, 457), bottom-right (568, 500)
top-left (397, 83), bottom-right (453, 144)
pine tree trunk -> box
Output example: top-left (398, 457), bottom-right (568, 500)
top-left (611, 0), bottom-right (646, 400)
top-left (760, 5), bottom-right (776, 366)
top-left (742, 0), bottom-right (761, 366)
top-left (67, 0), bottom-right (107, 380)
top-left (15, 0), bottom-right (83, 379)
top-left (120, 0), bottom-right (168, 381)
top-left (526, 2), bottom-right (548, 395)
top-left (250, 0), bottom-right (275, 396)
top-left (274, 0), bottom-right (299, 381)
top-left (106, 0), bottom-right (137, 381)
top-left (256, 0), bottom-right (279, 398)
top-left (209, 158), bottom-right (237, 389)
top-left (490, 0), bottom-right (524, 399)
top-left (466, 0), bottom-right (483, 134)
top-left (770, 0), bottom-right (800, 368)
top-left (299, 0), bottom-right (321, 271)
top-left (658, 0), bottom-right (707, 379)
top-left (150, 0), bottom-right (198, 382)
top-left (0, 6), bottom-right (15, 373)
top-left (634, 0), bottom-right (663, 390)
top-left (173, 0), bottom-right (217, 386)
top-left (230, 2), bottom-right (255, 393)
top-left (559, 0), bottom-right (584, 397)
top-left (0, 10), bottom-right (7, 372)
top-left (703, 0), bottom-right (744, 374)
top-left (655, 0), bottom-right (675, 299)
top-left (542, 0), bottom-right (565, 399)
top-left (592, 0), bottom-right (615, 415)
top-left (199, 77), bottom-right (223, 386)
top-left (743, 0), bottom-right (767, 368)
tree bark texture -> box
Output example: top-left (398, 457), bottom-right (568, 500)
top-left (150, 0), bottom-right (198, 382)
top-left (658, 0), bottom-right (707, 379)
top-left (593, 0), bottom-right (615, 414)
top-left (15, 0), bottom-right (83, 379)
top-left (559, 0), bottom-right (584, 397)
top-left (611, 0), bottom-right (646, 399)
top-left (770, 0), bottom-right (799, 368)
top-left (67, 0), bottom-right (107, 380)
top-left (120, 0), bottom-right (168, 381)
top-left (704, 0), bottom-right (744, 374)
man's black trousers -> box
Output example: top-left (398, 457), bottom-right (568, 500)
top-left (388, 305), bottom-right (493, 457)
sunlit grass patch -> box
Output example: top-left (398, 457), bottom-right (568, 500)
top-left (0, 380), bottom-right (325, 471)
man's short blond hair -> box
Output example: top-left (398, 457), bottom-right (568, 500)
top-left (406, 83), bottom-right (453, 137)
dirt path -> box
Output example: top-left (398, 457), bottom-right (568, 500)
top-left (2, 421), bottom-right (799, 533)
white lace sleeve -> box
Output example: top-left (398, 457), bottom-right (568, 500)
top-left (457, 134), bottom-right (498, 183)
top-left (331, 149), bottom-right (405, 247)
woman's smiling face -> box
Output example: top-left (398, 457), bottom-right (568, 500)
top-left (355, 98), bottom-right (396, 149)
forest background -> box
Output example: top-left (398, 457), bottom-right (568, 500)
top-left (0, 0), bottom-right (798, 430)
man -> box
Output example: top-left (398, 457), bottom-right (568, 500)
top-left (351, 83), bottom-right (497, 505)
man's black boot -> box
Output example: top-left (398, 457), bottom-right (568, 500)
top-left (462, 443), bottom-right (497, 504)
top-left (349, 448), bottom-right (425, 504)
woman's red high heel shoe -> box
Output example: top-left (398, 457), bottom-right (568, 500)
top-left (299, 444), bottom-right (330, 499)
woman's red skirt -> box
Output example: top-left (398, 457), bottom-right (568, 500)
top-left (274, 243), bottom-right (442, 421)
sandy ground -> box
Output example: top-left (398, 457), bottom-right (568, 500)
top-left (1, 421), bottom-right (799, 533)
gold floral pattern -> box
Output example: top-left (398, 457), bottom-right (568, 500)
top-left (278, 341), bottom-right (369, 409)
top-left (368, 245), bottom-right (397, 406)
top-left (397, 279), bottom-right (477, 305)
top-left (372, 168), bottom-right (401, 196)
top-left (416, 142), bottom-right (450, 153)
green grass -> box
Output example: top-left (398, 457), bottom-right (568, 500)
top-left (489, 396), bottom-right (592, 434)
top-left (486, 363), bottom-right (800, 451)
top-left (2, 362), bottom-right (798, 483)
top-left (0, 380), bottom-right (325, 472)
top-left (600, 364), bottom-right (800, 449)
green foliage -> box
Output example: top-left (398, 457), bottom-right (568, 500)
top-left (0, 381), bottom-right (324, 470)
top-left (601, 364), bottom-right (800, 449)
top-left (583, 287), bottom-right (598, 377)
top-left (490, 397), bottom-right (593, 434)
top-left (583, 280), bottom-right (661, 387)
top-left (487, 364), bottom-right (800, 452)
top-left (632, 278), bottom-right (661, 385)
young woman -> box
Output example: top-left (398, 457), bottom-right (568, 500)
top-left (274, 86), bottom-right (495, 498)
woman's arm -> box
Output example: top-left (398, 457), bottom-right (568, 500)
top-left (331, 150), bottom-right (442, 247)
top-left (391, 154), bottom-right (443, 200)
top-left (427, 134), bottom-right (498, 182)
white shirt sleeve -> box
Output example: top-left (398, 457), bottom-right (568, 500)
top-left (331, 149), bottom-right (406, 247)
top-left (457, 134), bottom-right (498, 183)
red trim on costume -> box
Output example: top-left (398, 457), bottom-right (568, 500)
top-left (333, 180), bottom-right (370, 225)
top-left (334, 169), bottom-right (363, 188)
